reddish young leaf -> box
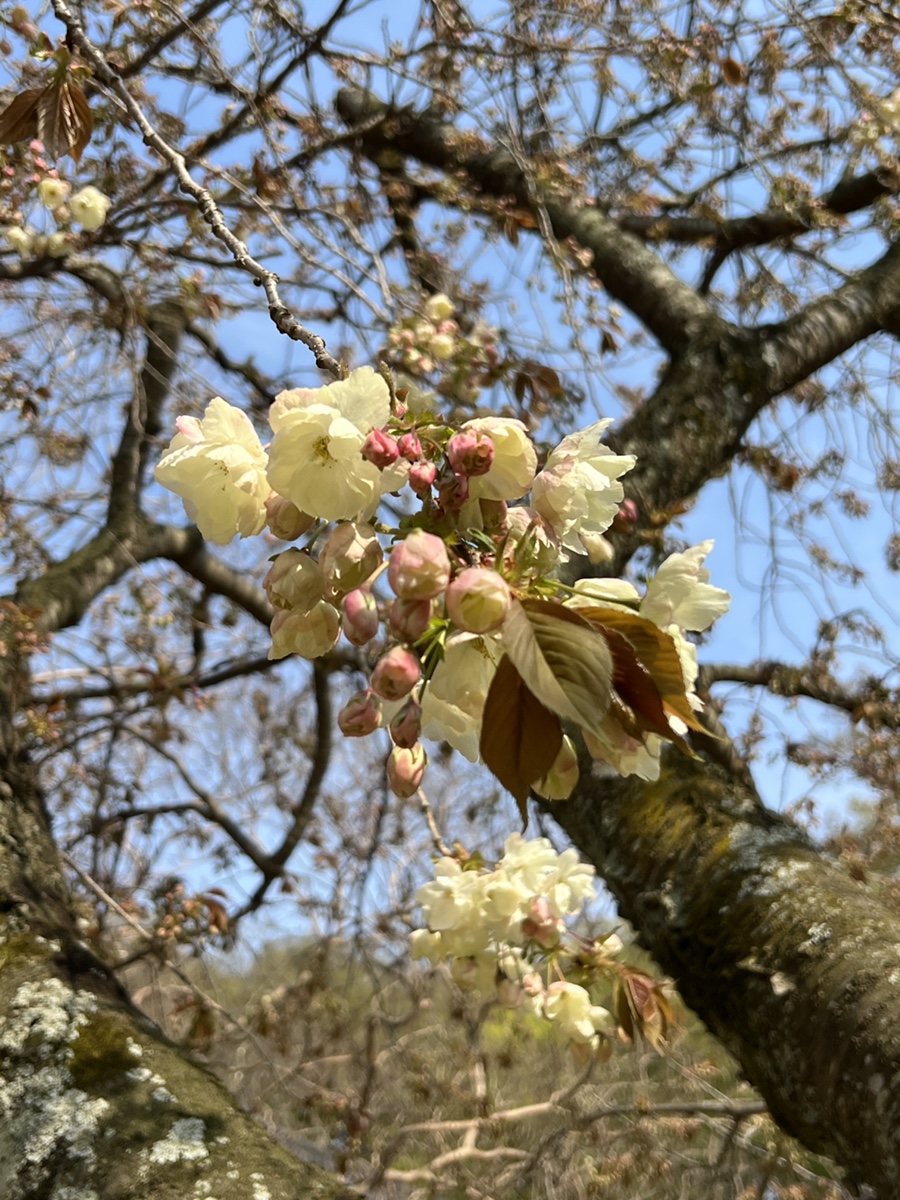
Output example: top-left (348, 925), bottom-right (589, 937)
top-left (480, 653), bottom-right (563, 820)
top-left (0, 88), bottom-right (42, 147)
top-left (37, 77), bottom-right (93, 163)
top-left (571, 605), bottom-right (705, 732)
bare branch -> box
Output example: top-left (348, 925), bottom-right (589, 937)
top-left (51, 0), bottom-right (343, 377)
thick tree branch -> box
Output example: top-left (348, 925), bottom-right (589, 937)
top-left (335, 87), bottom-right (717, 354)
top-left (701, 661), bottom-right (900, 729)
top-left (619, 165), bottom-right (900, 251)
top-left (52, 0), bottom-right (343, 377)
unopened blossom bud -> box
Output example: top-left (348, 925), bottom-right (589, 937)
top-left (429, 332), bottom-right (456, 360)
top-left (45, 231), bottom-right (69, 259)
top-left (447, 429), bottom-right (495, 478)
top-left (445, 567), bottom-right (510, 633)
top-left (533, 734), bottom-right (579, 801)
top-left (263, 549), bottom-right (325, 613)
top-left (409, 461), bottom-right (437, 495)
top-left (612, 497), bottom-right (639, 535)
top-left (386, 741), bottom-right (427, 799)
top-left (361, 427), bottom-right (400, 468)
top-left (342, 587), bottom-right (379, 647)
top-left (264, 493), bottom-right (315, 541)
top-left (38, 178), bottom-right (70, 210)
top-left (388, 530), bottom-right (451, 600)
top-left (389, 698), bottom-right (423, 748)
top-left (5, 225), bottom-right (33, 258)
top-left (319, 521), bottom-right (382, 594)
top-left (338, 688), bottom-right (382, 737)
top-left (389, 596), bottom-right (432, 642)
top-left (371, 645), bottom-right (422, 701)
top-left (397, 430), bottom-right (423, 461)
top-left (424, 292), bottom-right (455, 322)
top-left (522, 972), bottom-right (544, 999)
top-left (522, 897), bottom-right (562, 948)
top-left (269, 601), bottom-right (340, 660)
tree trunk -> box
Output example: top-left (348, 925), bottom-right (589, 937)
top-left (0, 671), bottom-right (352, 1200)
top-left (549, 755), bottom-right (900, 1196)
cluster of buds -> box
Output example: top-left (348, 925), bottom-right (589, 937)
top-left (411, 835), bottom-right (623, 1060)
top-left (155, 364), bottom-right (730, 801)
top-left (385, 292), bottom-right (501, 405)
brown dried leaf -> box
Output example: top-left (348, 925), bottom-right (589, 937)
top-left (480, 654), bottom-right (562, 820)
top-left (721, 56), bottom-right (746, 86)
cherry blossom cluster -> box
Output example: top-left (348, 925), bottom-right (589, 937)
top-left (412, 834), bottom-right (619, 1057)
top-left (1, 152), bottom-right (111, 259)
top-left (154, 364), bottom-right (730, 798)
top-left (385, 292), bottom-right (500, 404)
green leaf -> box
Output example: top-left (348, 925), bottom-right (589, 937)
top-left (480, 654), bottom-right (562, 820)
top-left (501, 599), bottom-right (613, 737)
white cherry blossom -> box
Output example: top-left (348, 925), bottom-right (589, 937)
top-left (532, 420), bottom-right (636, 553)
top-left (267, 366), bottom-right (391, 521)
top-left (154, 397), bottom-right (269, 544)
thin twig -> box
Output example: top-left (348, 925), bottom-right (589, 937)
top-left (51, 0), bottom-right (343, 377)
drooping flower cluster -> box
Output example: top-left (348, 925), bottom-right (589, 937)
top-left (411, 835), bottom-right (618, 1056)
top-left (1, 162), bottom-right (111, 260)
top-left (385, 293), bottom-right (501, 404)
top-left (154, 362), bottom-right (731, 802)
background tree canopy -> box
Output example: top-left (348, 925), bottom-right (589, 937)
top-left (2, 1), bottom-right (900, 1197)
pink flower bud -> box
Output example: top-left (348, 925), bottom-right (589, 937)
top-left (522, 972), bottom-right (544, 998)
top-left (612, 498), bottom-right (639, 534)
top-left (338, 688), bottom-right (382, 737)
top-left (389, 597), bottom-right (433, 642)
top-left (387, 741), bottom-right (427, 799)
top-left (389, 698), bottom-right (422, 748)
top-left (371, 645), bottom-right (422, 701)
top-left (361, 427), bottom-right (400, 468)
top-left (445, 567), bottom-right (511, 633)
top-left (398, 430), bottom-right (423, 460)
top-left (447, 429), bottom-right (495, 478)
top-left (409, 461), bottom-right (437, 495)
top-left (387, 530), bottom-right (451, 600)
top-left (264, 494), bottom-right (314, 541)
top-left (342, 587), bottom-right (379, 646)
top-left (319, 521), bottom-right (382, 594)
top-left (263, 549), bottom-right (325, 613)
